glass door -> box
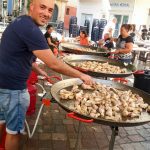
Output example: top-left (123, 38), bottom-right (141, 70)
top-left (110, 14), bottom-right (129, 37)
top-left (113, 15), bottom-right (122, 37)
top-left (122, 15), bottom-right (129, 24)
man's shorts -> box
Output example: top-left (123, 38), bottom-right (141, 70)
top-left (0, 88), bottom-right (30, 134)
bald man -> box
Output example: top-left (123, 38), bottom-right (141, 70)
top-left (0, 0), bottom-right (93, 149)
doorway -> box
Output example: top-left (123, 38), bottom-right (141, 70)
top-left (110, 14), bottom-right (129, 37)
top-left (51, 4), bottom-right (58, 23)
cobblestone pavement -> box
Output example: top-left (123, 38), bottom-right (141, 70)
top-left (22, 101), bottom-right (150, 150)
top-left (21, 62), bottom-right (150, 150)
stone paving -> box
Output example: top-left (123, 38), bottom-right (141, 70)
top-left (22, 100), bottom-right (150, 150)
top-left (21, 61), bottom-right (150, 150)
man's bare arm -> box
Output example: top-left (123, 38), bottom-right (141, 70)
top-left (33, 49), bottom-right (93, 84)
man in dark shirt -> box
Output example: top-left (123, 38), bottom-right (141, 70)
top-left (44, 24), bottom-right (58, 52)
top-left (0, 0), bottom-right (93, 149)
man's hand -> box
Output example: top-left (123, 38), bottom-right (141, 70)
top-left (79, 73), bottom-right (94, 85)
top-left (33, 50), bottom-right (94, 83)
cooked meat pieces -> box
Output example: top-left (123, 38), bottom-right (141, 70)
top-left (59, 83), bottom-right (150, 121)
top-left (71, 61), bottom-right (127, 74)
top-left (59, 89), bottom-right (74, 100)
top-left (81, 83), bottom-right (94, 90)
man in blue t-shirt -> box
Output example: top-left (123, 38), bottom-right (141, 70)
top-left (0, 0), bottom-right (93, 149)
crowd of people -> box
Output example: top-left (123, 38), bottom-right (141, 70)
top-left (44, 15), bottom-right (149, 64)
top-left (141, 25), bottom-right (150, 40)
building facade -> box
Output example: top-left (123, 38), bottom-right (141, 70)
top-left (65, 0), bottom-right (150, 33)
top-left (76, 0), bottom-right (110, 33)
top-left (132, 0), bottom-right (150, 28)
top-left (109, 0), bottom-right (150, 30)
top-left (1, 0), bottom-right (149, 31)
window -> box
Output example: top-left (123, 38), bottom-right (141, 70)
top-left (66, 8), bottom-right (70, 15)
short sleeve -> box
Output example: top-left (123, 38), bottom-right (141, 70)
top-left (117, 35), bottom-right (121, 39)
top-left (44, 32), bottom-right (50, 39)
top-left (126, 36), bottom-right (134, 43)
top-left (12, 16), bottom-right (49, 52)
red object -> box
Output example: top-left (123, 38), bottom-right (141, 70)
top-left (0, 130), bottom-right (6, 150)
top-left (27, 71), bottom-right (38, 85)
top-left (113, 78), bottom-right (128, 84)
top-left (26, 84), bottom-right (37, 116)
top-left (108, 55), bottom-right (119, 59)
top-left (46, 75), bottom-right (62, 84)
top-left (53, 48), bottom-right (58, 56)
top-left (58, 50), bottom-right (65, 56)
top-left (80, 37), bottom-right (89, 46)
top-left (26, 71), bottom-right (38, 116)
top-left (108, 55), bottom-right (113, 59)
top-left (42, 99), bottom-right (51, 106)
top-left (67, 112), bottom-right (93, 123)
top-left (134, 70), bottom-right (144, 74)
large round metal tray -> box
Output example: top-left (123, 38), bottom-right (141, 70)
top-left (61, 42), bottom-right (109, 56)
top-left (51, 78), bottom-right (150, 127)
top-left (63, 55), bottom-right (136, 78)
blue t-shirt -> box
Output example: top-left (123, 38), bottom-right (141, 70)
top-left (0, 15), bottom-right (49, 90)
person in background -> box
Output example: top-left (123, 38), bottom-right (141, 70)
top-left (0, 15), bottom-right (2, 22)
top-left (98, 33), bottom-right (114, 50)
top-left (0, 0), bottom-right (94, 150)
top-left (110, 24), bottom-right (133, 63)
top-left (130, 24), bottom-right (136, 41)
top-left (76, 30), bottom-right (90, 46)
top-left (129, 24), bottom-right (141, 41)
top-left (141, 25), bottom-right (148, 40)
top-left (147, 27), bottom-right (150, 40)
top-left (44, 24), bottom-right (59, 56)
top-left (103, 17), bottom-right (117, 37)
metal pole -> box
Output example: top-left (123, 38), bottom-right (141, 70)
top-left (75, 121), bottom-right (82, 150)
top-left (109, 126), bottom-right (118, 150)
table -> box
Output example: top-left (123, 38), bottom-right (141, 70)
top-left (134, 40), bottom-right (150, 48)
top-left (132, 45), bottom-right (150, 65)
top-left (133, 47), bottom-right (150, 52)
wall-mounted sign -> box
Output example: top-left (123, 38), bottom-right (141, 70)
top-left (109, 0), bottom-right (134, 11)
top-left (110, 2), bottom-right (129, 7)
